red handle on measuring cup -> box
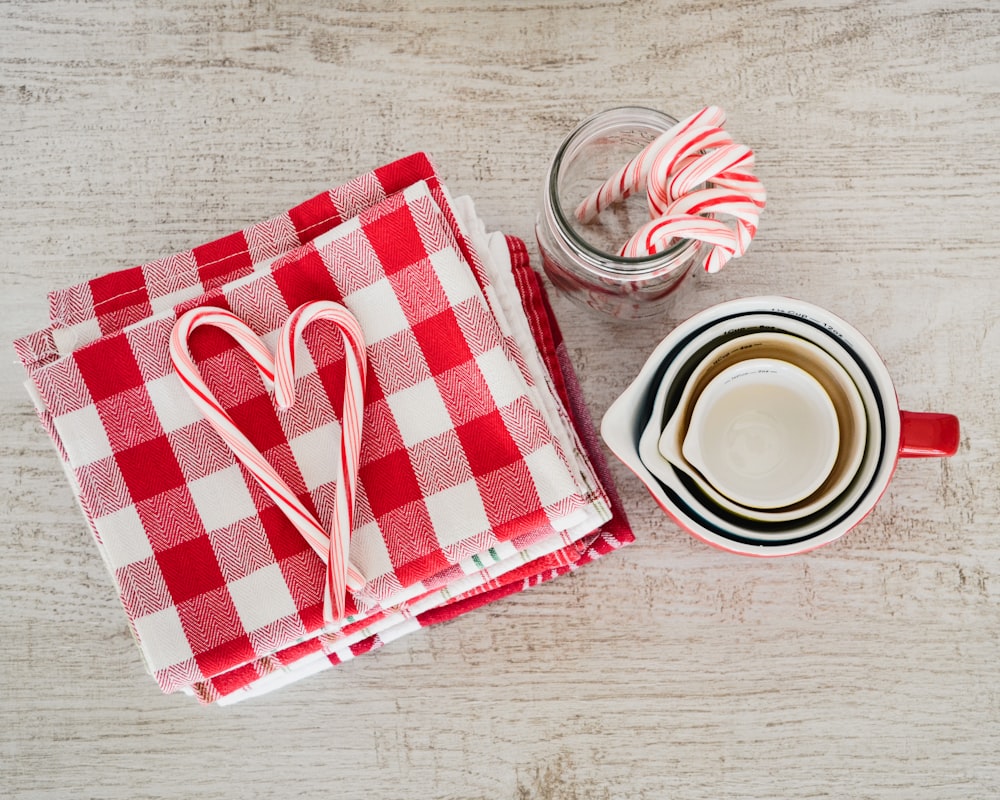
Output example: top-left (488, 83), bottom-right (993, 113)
top-left (898, 411), bottom-right (960, 458)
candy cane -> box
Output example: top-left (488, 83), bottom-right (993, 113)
top-left (170, 302), bottom-right (368, 624)
top-left (666, 188), bottom-right (760, 235)
top-left (660, 144), bottom-right (755, 211)
top-left (656, 162), bottom-right (764, 269)
top-left (619, 213), bottom-right (738, 261)
top-left (645, 126), bottom-right (734, 216)
top-left (637, 146), bottom-right (763, 268)
top-left (708, 169), bottom-right (767, 208)
top-left (574, 105), bottom-right (727, 223)
top-left (171, 307), bottom-right (277, 390)
top-left (625, 188), bottom-right (762, 270)
top-left (169, 308), bottom-right (331, 565)
top-left (274, 300), bottom-right (368, 620)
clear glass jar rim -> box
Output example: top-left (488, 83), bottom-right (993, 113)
top-left (546, 106), bottom-right (699, 277)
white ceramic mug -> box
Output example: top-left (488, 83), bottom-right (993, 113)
top-left (602, 296), bottom-right (960, 556)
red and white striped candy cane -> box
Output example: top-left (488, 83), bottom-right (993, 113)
top-left (626, 187), bottom-right (761, 271)
top-left (656, 143), bottom-right (756, 214)
top-left (169, 307), bottom-right (330, 567)
top-left (645, 125), bottom-right (734, 216)
top-left (619, 213), bottom-right (738, 261)
top-left (707, 168), bottom-right (767, 208)
top-left (274, 300), bottom-right (368, 621)
top-left (685, 192), bottom-right (759, 270)
top-left (574, 105), bottom-right (727, 223)
top-left (170, 302), bottom-right (368, 624)
top-left (171, 307), bottom-right (277, 390)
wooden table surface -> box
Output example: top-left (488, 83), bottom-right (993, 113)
top-left (3, 2), bottom-right (998, 798)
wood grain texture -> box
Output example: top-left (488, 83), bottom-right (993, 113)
top-left (2, 1), bottom-right (998, 798)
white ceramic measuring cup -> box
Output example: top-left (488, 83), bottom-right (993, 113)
top-left (679, 357), bottom-right (840, 509)
top-left (652, 330), bottom-right (868, 522)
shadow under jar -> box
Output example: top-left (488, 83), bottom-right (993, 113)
top-left (536, 106), bottom-right (708, 320)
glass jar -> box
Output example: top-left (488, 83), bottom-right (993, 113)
top-left (536, 106), bottom-right (707, 319)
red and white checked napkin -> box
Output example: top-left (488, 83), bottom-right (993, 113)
top-left (15, 154), bottom-right (632, 703)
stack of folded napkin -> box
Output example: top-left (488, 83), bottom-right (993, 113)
top-left (14, 153), bottom-right (632, 704)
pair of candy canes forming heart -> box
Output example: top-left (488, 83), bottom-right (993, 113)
top-left (170, 301), bottom-right (366, 624)
top-left (574, 105), bottom-right (766, 272)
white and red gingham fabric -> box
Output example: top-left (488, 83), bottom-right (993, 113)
top-left (15, 153), bottom-right (633, 703)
